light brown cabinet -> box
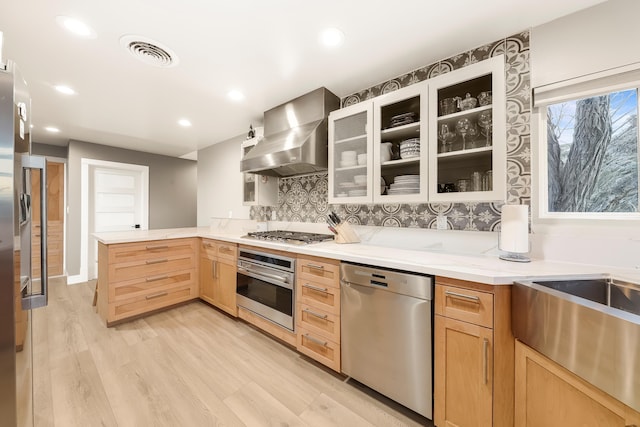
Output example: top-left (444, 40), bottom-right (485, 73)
top-left (295, 254), bottom-right (341, 372)
top-left (199, 239), bottom-right (238, 317)
top-left (515, 340), bottom-right (640, 427)
top-left (97, 238), bottom-right (198, 326)
top-left (434, 278), bottom-right (514, 427)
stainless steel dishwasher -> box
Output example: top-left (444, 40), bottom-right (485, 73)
top-left (341, 262), bottom-right (433, 419)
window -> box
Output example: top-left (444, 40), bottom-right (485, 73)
top-left (540, 86), bottom-right (640, 217)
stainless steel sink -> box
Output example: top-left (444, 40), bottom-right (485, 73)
top-left (533, 278), bottom-right (640, 316)
top-left (513, 276), bottom-right (640, 412)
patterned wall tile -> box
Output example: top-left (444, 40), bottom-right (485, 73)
top-left (251, 31), bottom-right (532, 232)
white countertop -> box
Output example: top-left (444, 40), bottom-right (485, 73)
top-left (93, 227), bottom-right (640, 285)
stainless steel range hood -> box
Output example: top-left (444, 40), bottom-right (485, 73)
top-left (241, 87), bottom-right (340, 177)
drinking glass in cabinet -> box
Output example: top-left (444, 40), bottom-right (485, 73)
top-left (439, 97), bottom-right (459, 116)
top-left (467, 123), bottom-right (479, 149)
top-left (455, 118), bottom-right (471, 150)
top-left (477, 91), bottom-right (492, 106)
top-left (438, 124), bottom-right (455, 153)
top-left (477, 111), bottom-right (493, 147)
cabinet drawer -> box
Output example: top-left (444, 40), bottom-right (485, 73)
top-left (110, 269), bottom-right (195, 302)
top-left (296, 279), bottom-right (340, 315)
top-left (296, 327), bottom-right (340, 372)
top-left (201, 239), bottom-right (237, 262)
top-left (436, 285), bottom-right (494, 328)
top-left (109, 238), bottom-right (196, 264)
top-left (216, 242), bottom-right (237, 263)
top-left (200, 239), bottom-right (218, 259)
top-left (109, 282), bottom-right (197, 323)
top-left (297, 255), bottom-right (340, 289)
top-left (109, 254), bottom-right (195, 283)
top-left (297, 303), bottom-right (340, 342)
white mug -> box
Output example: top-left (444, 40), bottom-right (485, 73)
top-left (380, 142), bottom-right (392, 162)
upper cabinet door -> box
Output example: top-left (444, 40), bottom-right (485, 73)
top-left (328, 102), bottom-right (373, 204)
top-left (428, 55), bottom-right (506, 202)
top-left (373, 82), bottom-right (428, 203)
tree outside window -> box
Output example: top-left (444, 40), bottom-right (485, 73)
top-left (547, 89), bottom-right (639, 213)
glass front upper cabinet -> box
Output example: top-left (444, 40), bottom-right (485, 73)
top-left (427, 55), bottom-right (506, 202)
top-left (373, 82), bottom-right (428, 203)
top-left (241, 131), bottom-right (278, 206)
top-left (328, 102), bottom-right (373, 204)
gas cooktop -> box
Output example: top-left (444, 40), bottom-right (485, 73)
top-left (243, 230), bottom-right (334, 245)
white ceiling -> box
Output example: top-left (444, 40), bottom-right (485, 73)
top-left (0, 0), bottom-right (604, 159)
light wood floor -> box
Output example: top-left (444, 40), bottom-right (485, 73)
top-left (32, 278), bottom-right (433, 427)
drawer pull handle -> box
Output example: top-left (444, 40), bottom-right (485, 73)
top-left (146, 245), bottom-right (169, 250)
top-left (219, 246), bottom-right (232, 253)
top-left (146, 258), bottom-right (168, 265)
top-left (203, 243), bottom-right (214, 248)
top-left (445, 290), bottom-right (480, 303)
top-left (145, 291), bottom-right (168, 300)
top-left (307, 263), bottom-right (325, 271)
top-left (302, 283), bottom-right (328, 293)
top-left (304, 334), bottom-right (327, 347)
top-left (303, 308), bottom-right (328, 320)
top-left (146, 275), bottom-right (168, 282)
top-left (483, 338), bottom-right (489, 385)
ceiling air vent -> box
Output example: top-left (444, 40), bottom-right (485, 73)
top-left (119, 35), bottom-right (179, 68)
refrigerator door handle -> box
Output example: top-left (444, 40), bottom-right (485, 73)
top-left (21, 155), bottom-right (48, 310)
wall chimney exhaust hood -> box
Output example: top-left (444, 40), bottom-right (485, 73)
top-left (241, 87), bottom-right (340, 177)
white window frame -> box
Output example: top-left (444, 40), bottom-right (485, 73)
top-left (534, 68), bottom-right (640, 222)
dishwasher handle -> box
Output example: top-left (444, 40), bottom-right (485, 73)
top-left (340, 264), bottom-right (433, 300)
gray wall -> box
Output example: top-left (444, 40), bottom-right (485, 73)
top-left (32, 142), bottom-right (68, 158)
top-left (531, 0), bottom-right (640, 88)
top-left (197, 133), bottom-right (250, 226)
top-left (67, 139), bottom-right (197, 276)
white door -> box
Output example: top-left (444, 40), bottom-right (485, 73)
top-left (78, 159), bottom-right (149, 283)
top-left (93, 167), bottom-right (144, 233)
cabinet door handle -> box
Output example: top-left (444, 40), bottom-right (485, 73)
top-left (212, 260), bottom-right (218, 279)
top-left (483, 338), bottom-right (489, 385)
top-left (146, 258), bottom-right (168, 265)
top-left (146, 291), bottom-right (168, 300)
top-left (306, 263), bottom-right (325, 271)
top-left (445, 290), bottom-right (480, 303)
top-left (303, 308), bottom-right (328, 320)
top-left (146, 244), bottom-right (169, 250)
top-left (146, 274), bottom-right (168, 282)
top-left (302, 283), bottom-right (328, 293)
top-left (304, 334), bottom-right (327, 347)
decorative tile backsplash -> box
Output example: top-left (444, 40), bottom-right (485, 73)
top-left (251, 31), bottom-right (531, 231)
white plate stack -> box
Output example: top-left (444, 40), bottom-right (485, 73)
top-left (387, 175), bottom-right (420, 195)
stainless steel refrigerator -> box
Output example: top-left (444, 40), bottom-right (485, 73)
top-left (1, 46), bottom-right (49, 426)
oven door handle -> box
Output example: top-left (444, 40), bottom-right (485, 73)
top-left (237, 267), bottom-right (293, 290)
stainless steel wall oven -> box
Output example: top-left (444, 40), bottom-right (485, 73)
top-left (236, 248), bottom-right (296, 331)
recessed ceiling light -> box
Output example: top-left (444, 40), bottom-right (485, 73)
top-left (45, 126), bottom-right (60, 133)
top-left (55, 85), bottom-right (76, 95)
top-left (178, 119), bottom-right (192, 127)
top-left (56, 16), bottom-right (97, 39)
top-left (319, 27), bottom-right (344, 48)
top-left (228, 89), bottom-right (245, 102)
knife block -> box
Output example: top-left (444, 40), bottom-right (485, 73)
top-left (335, 222), bottom-right (360, 244)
